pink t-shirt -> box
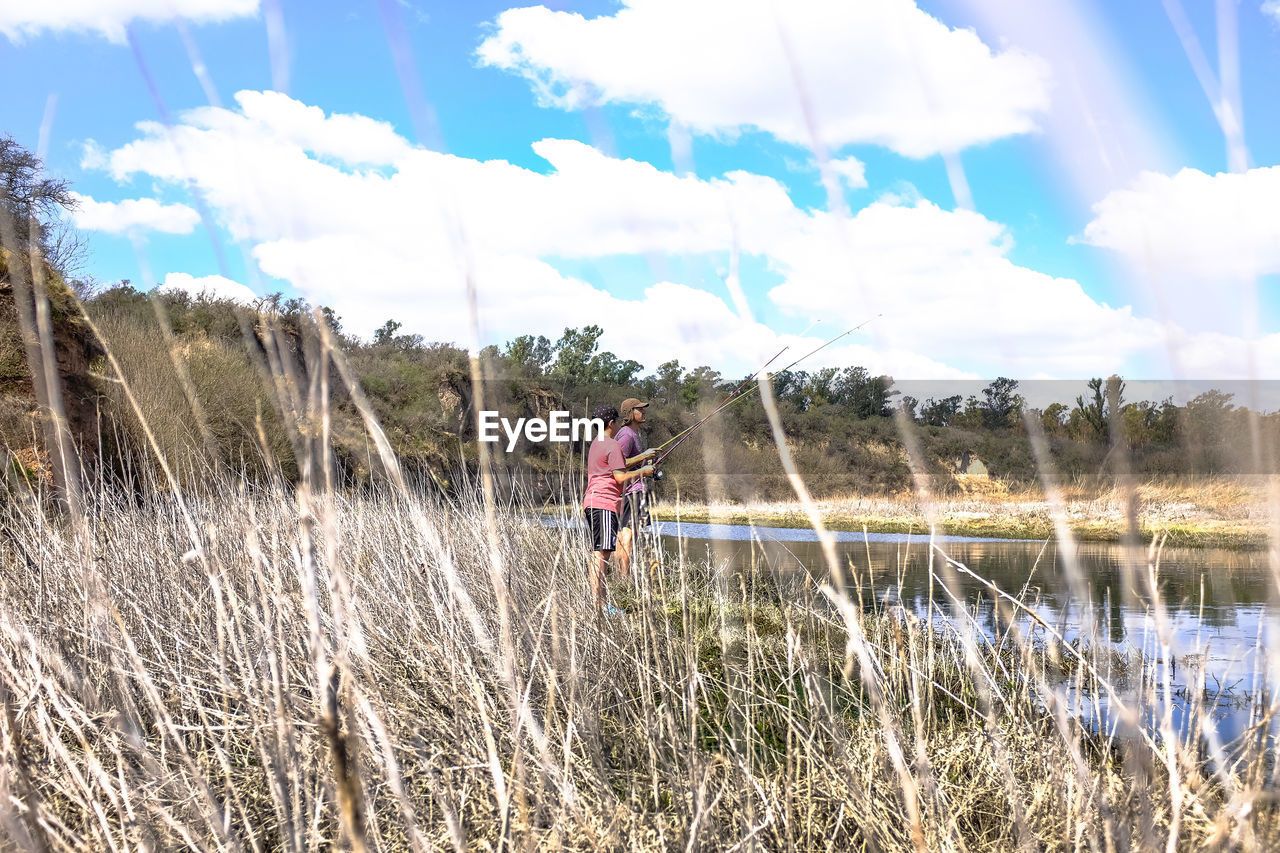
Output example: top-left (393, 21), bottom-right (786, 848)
top-left (583, 434), bottom-right (625, 512)
top-left (614, 425), bottom-right (647, 497)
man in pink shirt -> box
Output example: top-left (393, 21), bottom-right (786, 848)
top-left (583, 404), bottom-right (656, 614)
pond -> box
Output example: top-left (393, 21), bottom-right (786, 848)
top-left (649, 519), bottom-right (1278, 744)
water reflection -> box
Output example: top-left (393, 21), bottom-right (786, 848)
top-left (651, 520), bottom-right (1278, 743)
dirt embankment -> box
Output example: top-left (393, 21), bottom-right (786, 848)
top-left (0, 248), bottom-right (102, 485)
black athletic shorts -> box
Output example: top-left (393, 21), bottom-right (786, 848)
top-left (619, 491), bottom-right (651, 531)
top-left (584, 507), bottom-right (619, 552)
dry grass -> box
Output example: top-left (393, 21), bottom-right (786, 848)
top-left (0, 477), bottom-right (1277, 850)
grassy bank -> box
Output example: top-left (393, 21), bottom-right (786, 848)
top-left (1, 483), bottom-right (1277, 850)
top-left (648, 479), bottom-right (1275, 549)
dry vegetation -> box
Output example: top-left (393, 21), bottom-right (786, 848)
top-left (1, 467), bottom-right (1279, 849)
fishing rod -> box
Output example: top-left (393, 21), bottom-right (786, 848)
top-left (650, 341), bottom-right (791, 455)
top-left (652, 314), bottom-right (880, 467)
top-left (649, 320), bottom-right (827, 455)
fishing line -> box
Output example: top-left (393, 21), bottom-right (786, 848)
top-left (649, 317), bottom-right (826, 455)
top-left (653, 314), bottom-right (880, 466)
top-left (650, 342), bottom-right (790, 454)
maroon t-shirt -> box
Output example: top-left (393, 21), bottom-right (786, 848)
top-left (583, 434), bottom-right (625, 512)
top-left (614, 425), bottom-right (646, 497)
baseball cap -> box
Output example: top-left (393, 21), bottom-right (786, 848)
top-left (620, 398), bottom-right (650, 418)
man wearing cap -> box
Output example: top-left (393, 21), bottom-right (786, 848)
top-left (614, 397), bottom-right (656, 579)
top-left (583, 403), bottom-right (655, 614)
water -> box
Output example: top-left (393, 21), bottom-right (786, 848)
top-left (649, 520), bottom-right (1278, 743)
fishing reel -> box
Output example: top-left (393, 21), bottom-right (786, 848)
top-left (652, 468), bottom-right (665, 482)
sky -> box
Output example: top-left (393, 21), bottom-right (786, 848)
top-left (3, 0), bottom-right (1280, 389)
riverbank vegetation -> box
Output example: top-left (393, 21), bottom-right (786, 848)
top-left (30, 282), bottom-right (1275, 510)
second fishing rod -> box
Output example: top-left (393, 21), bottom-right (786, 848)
top-left (650, 315), bottom-right (880, 468)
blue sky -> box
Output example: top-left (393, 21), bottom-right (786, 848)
top-left (3, 0), bottom-right (1280, 384)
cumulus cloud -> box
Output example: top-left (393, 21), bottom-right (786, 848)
top-left (0, 0), bottom-right (259, 43)
top-left (158, 272), bottom-right (258, 304)
top-left (476, 0), bottom-right (1051, 158)
top-left (766, 200), bottom-right (1166, 377)
top-left (88, 90), bottom-right (1256, 378)
top-left (1079, 166), bottom-right (1280, 280)
top-left (827, 157), bottom-right (867, 191)
top-left (1078, 165), bottom-right (1280, 337)
top-left (1265, 1), bottom-right (1280, 24)
top-left (70, 192), bottom-right (200, 235)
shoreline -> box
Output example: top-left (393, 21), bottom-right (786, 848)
top-left (645, 504), bottom-right (1268, 549)
top-left (544, 481), bottom-right (1275, 550)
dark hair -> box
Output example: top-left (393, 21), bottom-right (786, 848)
top-left (592, 404), bottom-right (619, 426)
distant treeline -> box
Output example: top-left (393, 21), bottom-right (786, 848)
top-left (47, 284), bottom-right (1276, 503)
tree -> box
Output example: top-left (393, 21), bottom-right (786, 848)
top-left (653, 359), bottom-right (685, 403)
top-left (372, 319), bottom-right (424, 350)
top-left (1120, 400), bottom-right (1159, 448)
top-left (0, 135), bottom-right (79, 269)
top-left (1184, 389), bottom-right (1235, 442)
top-left (504, 334), bottom-right (553, 376)
top-left (40, 218), bottom-right (89, 277)
top-left (919, 395), bottom-right (962, 427)
top-left (1181, 389), bottom-right (1237, 473)
top-left (833, 366), bottom-right (894, 418)
top-left (1151, 397), bottom-right (1180, 444)
top-left (980, 377), bottom-right (1023, 430)
top-left (550, 325), bottom-right (603, 384)
top-left (1041, 402), bottom-right (1068, 435)
top-left (1072, 378), bottom-right (1107, 440)
top-left (1104, 375), bottom-right (1126, 438)
top-left (681, 365), bottom-right (722, 406)
top-left (851, 374), bottom-right (894, 419)
top-left (769, 369), bottom-right (805, 407)
top-left (373, 319), bottom-right (403, 346)
top-left (593, 351), bottom-right (644, 386)
top-left (952, 395), bottom-right (984, 429)
top-left (319, 306), bottom-right (343, 335)
top-left (804, 367), bottom-right (840, 408)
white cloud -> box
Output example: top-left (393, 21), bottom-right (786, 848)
top-left (70, 192), bottom-right (200, 235)
top-left (1078, 165), bottom-right (1280, 336)
top-left (1159, 329), bottom-right (1280, 380)
top-left (1265, 1), bottom-right (1280, 25)
top-left (828, 157), bottom-right (867, 191)
top-left (222, 91), bottom-right (412, 165)
top-left (0, 0), bottom-right (259, 43)
top-left (476, 0), bottom-right (1051, 158)
top-left (766, 200), bottom-right (1167, 377)
top-left (79, 140), bottom-right (108, 171)
top-left (158, 272), bottom-right (258, 304)
top-left (90, 90), bottom-right (1263, 378)
top-left (1079, 166), bottom-right (1280, 280)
